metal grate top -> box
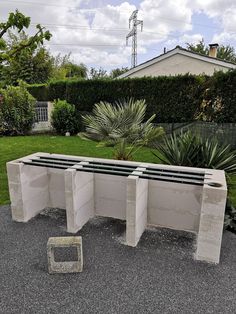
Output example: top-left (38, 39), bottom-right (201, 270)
top-left (22, 155), bottom-right (206, 186)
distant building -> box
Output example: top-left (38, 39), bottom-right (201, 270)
top-left (119, 44), bottom-right (236, 78)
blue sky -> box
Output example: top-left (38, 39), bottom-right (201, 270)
top-left (1, 0), bottom-right (236, 70)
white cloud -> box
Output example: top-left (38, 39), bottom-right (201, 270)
top-left (0, 0), bottom-right (236, 69)
top-left (212, 32), bottom-right (236, 45)
top-left (179, 33), bottom-right (203, 45)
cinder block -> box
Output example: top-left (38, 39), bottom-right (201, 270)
top-left (47, 236), bottom-right (83, 274)
top-left (65, 169), bottom-right (94, 233)
top-left (196, 180), bottom-right (227, 264)
top-left (126, 176), bottom-right (148, 247)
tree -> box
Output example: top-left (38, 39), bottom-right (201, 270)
top-left (110, 67), bottom-right (129, 78)
top-left (186, 39), bottom-right (236, 63)
top-left (51, 53), bottom-right (87, 80)
top-left (1, 31), bottom-right (54, 85)
top-left (186, 39), bottom-right (208, 55)
top-left (89, 67), bottom-right (108, 79)
top-left (63, 62), bottom-right (87, 79)
top-left (0, 10), bottom-right (51, 63)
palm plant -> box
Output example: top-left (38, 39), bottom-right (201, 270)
top-left (154, 131), bottom-right (236, 174)
top-left (154, 132), bottom-right (202, 167)
top-left (80, 99), bottom-right (164, 160)
top-left (201, 139), bottom-right (236, 174)
top-left (80, 99), bottom-right (163, 144)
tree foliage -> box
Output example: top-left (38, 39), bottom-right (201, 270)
top-left (89, 67), bottom-right (108, 79)
top-left (51, 53), bottom-right (87, 80)
top-left (186, 39), bottom-right (236, 63)
top-left (1, 31), bottom-right (54, 86)
top-left (110, 67), bottom-right (129, 78)
top-left (0, 10), bottom-right (51, 63)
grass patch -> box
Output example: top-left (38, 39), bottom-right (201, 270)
top-left (0, 135), bottom-right (158, 205)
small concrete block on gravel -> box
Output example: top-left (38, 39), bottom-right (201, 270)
top-left (47, 236), bottom-right (83, 273)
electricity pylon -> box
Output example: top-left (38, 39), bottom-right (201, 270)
top-left (126, 10), bottom-right (143, 68)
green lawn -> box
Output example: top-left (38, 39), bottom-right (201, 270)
top-left (0, 135), bottom-right (158, 205)
top-left (1, 135), bottom-right (235, 207)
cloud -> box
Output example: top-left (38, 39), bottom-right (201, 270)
top-left (0, 0), bottom-right (236, 69)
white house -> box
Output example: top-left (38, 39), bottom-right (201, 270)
top-left (119, 44), bottom-right (236, 78)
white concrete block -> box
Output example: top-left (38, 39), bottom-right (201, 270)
top-left (65, 169), bottom-right (94, 233)
top-left (48, 169), bottom-right (66, 209)
top-left (196, 177), bottom-right (227, 264)
top-left (7, 161), bottom-right (49, 222)
top-left (148, 181), bottom-right (202, 232)
top-left (94, 174), bottom-right (127, 220)
top-left (126, 176), bottom-right (148, 247)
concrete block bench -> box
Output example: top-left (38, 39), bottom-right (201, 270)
top-left (7, 153), bottom-right (227, 264)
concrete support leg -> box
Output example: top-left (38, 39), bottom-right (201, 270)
top-left (196, 174), bottom-right (227, 263)
top-left (65, 169), bottom-right (94, 233)
top-left (7, 161), bottom-right (49, 222)
top-left (126, 173), bottom-right (148, 247)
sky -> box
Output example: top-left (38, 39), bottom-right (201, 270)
top-left (1, 0), bottom-right (236, 70)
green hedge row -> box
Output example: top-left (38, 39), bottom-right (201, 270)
top-left (27, 70), bottom-right (236, 123)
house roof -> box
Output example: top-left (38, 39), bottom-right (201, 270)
top-left (118, 46), bottom-right (236, 78)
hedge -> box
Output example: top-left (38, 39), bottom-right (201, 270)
top-left (27, 70), bottom-right (236, 123)
top-left (203, 70), bottom-right (236, 123)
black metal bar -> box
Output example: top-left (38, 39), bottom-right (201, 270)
top-left (90, 161), bottom-right (137, 169)
top-left (139, 174), bottom-right (203, 186)
top-left (39, 156), bottom-right (83, 163)
top-left (34, 158), bottom-right (77, 166)
top-left (23, 161), bottom-right (68, 170)
top-left (143, 170), bottom-right (204, 181)
top-left (81, 164), bottom-right (139, 172)
top-left (145, 167), bottom-right (205, 177)
top-left (74, 166), bottom-right (133, 177)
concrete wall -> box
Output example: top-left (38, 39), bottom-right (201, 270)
top-left (126, 53), bottom-right (231, 78)
top-left (148, 181), bottom-right (202, 232)
top-left (94, 173), bottom-right (127, 220)
top-left (48, 169), bottom-right (66, 209)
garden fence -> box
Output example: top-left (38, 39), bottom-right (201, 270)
top-left (159, 122), bottom-right (236, 148)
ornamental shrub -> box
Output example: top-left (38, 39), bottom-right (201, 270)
top-left (0, 82), bottom-right (36, 135)
top-left (51, 99), bottom-right (80, 135)
top-left (153, 131), bottom-right (236, 174)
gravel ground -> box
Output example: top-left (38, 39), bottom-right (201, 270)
top-left (0, 205), bottom-right (236, 314)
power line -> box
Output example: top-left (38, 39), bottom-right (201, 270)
top-left (44, 42), bottom-right (160, 53)
top-left (48, 43), bottom-right (127, 47)
top-left (3, 0), bottom-right (83, 9)
top-left (2, 0), bottom-right (234, 33)
top-left (28, 22), bottom-right (181, 39)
